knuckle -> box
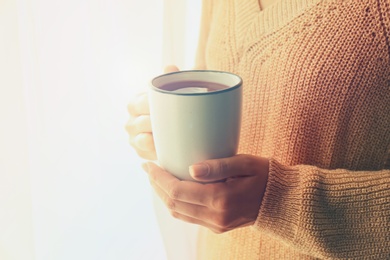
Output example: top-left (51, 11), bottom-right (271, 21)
top-left (166, 199), bottom-right (176, 211)
top-left (170, 210), bottom-right (179, 219)
top-left (168, 186), bottom-right (180, 200)
top-left (241, 154), bottom-right (256, 172)
top-left (135, 115), bottom-right (152, 132)
top-left (135, 148), bottom-right (143, 158)
top-left (126, 114), bottom-right (154, 142)
top-left (216, 160), bottom-right (229, 177)
top-left (145, 134), bottom-right (154, 147)
top-left (134, 134), bottom-right (145, 148)
top-left (135, 133), bottom-right (154, 151)
top-left (129, 140), bottom-right (141, 153)
top-left (148, 170), bottom-right (157, 183)
top-left (135, 148), bottom-right (156, 161)
top-left (129, 137), bottom-right (156, 160)
top-left (221, 161), bottom-right (229, 172)
top-left (212, 197), bottom-right (229, 211)
top-left (125, 118), bottom-right (138, 137)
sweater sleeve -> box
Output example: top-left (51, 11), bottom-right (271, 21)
top-left (194, 0), bottom-right (213, 70)
top-left (253, 159), bottom-right (390, 259)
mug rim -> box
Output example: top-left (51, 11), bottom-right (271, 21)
top-left (150, 70), bottom-right (243, 96)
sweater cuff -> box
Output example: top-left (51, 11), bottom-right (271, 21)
top-left (252, 159), bottom-right (304, 242)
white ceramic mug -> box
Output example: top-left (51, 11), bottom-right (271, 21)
top-left (149, 70), bottom-right (242, 181)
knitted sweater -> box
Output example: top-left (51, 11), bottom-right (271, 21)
top-left (194, 0), bottom-right (390, 259)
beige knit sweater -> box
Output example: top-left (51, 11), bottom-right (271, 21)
top-left (194, 0), bottom-right (390, 259)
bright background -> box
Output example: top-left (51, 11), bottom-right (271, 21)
top-left (0, 0), bottom-right (201, 259)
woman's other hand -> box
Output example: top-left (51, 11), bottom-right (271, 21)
top-left (125, 65), bottom-right (179, 160)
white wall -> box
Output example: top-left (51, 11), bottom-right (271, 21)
top-left (0, 1), bottom-right (35, 259)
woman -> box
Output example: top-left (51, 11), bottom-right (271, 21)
top-left (126, 0), bottom-right (390, 258)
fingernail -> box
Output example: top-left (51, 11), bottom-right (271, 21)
top-left (141, 163), bottom-right (149, 173)
top-left (189, 163), bottom-right (209, 178)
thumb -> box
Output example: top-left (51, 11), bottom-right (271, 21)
top-left (163, 65), bottom-right (180, 73)
top-left (189, 155), bottom-right (260, 182)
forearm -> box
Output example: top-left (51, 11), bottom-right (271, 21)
top-left (254, 159), bottom-right (390, 259)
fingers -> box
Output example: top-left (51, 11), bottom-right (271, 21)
top-left (143, 160), bottom-right (266, 234)
top-left (144, 162), bottom-right (218, 207)
top-left (125, 115), bottom-right (152, 137)
top-left (148, 166), bottom-right (230, 234)
top-left (125, 114), bottom-right (156, 159)
top-left (134, 148), bottom-right (157, 161)
top-left (150, 178), bottom-right (208, 217)
top-left (189, 154), bottom-right (265, 182)
top-left (164, 65), bottom-right (180, 73)
top-left (128, 133), bottom-right (156, 160)
top-left (127, 93), bottom-right (150, 117)
top-left (125, 66), bottom-right (179, 161)
top-left (125, 91), bottom-right (156, 160)
top-left (134, 133), bottom-right (155, 152)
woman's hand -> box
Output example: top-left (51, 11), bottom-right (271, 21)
top-left (125, 65), bottom-right (179, 160)
top-left (142, 154), bottom-right (269, 233)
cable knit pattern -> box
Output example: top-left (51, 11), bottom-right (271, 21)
top-left (195, 0), bottom-right (390, 259)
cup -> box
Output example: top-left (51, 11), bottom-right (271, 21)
top-left (149, 70), bottom-right (242, 181)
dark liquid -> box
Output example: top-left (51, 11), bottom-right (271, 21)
top-left (160, 81), bottom-right (228, 92)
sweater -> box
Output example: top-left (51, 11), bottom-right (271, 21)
top-left (194, 0), bottom-right (390, 259)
